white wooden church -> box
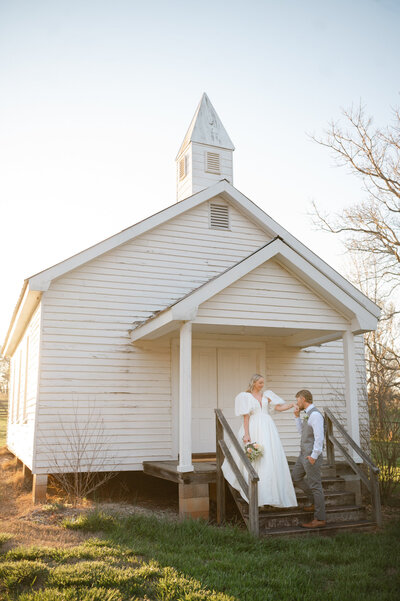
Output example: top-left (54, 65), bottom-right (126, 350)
top-left (3, 94), bottom-right (380, 515)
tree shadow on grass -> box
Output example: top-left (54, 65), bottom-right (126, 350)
top-left (61, 509), bottom-right (400, 601)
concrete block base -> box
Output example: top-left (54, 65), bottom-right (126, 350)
top-left (32, 474), bottom-right (48, 504)
top-left (179, 483), bottom-right (209, 520)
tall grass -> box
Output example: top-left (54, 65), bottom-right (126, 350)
top-left (1, 510), bottom-right (398, 601)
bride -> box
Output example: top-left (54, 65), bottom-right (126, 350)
top-left (221, 373), bottom-right (298, 508)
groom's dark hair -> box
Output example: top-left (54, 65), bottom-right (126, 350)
top-left (296, 389), bottom-right (313, 403)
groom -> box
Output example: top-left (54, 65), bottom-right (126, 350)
top-left (292, 389), bottom-right (326, 528)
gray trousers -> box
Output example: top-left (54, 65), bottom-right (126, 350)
top-left (291, 454), bottom-right (326, 521)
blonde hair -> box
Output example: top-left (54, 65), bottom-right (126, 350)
top-left (246, 374), bottom-right (264, 393)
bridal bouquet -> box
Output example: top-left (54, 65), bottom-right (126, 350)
top-left (245, 442), bottom-right (263, 462)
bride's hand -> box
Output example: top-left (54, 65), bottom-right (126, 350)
top-left (243, 434), bottom-right (251, 444)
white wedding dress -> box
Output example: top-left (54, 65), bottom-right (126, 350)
top-left (221, 390), bottom-right (297, 508)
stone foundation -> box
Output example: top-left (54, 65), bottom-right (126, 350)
top-left (179, 483), bottom-right (209, 520)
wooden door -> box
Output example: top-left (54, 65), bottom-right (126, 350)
top-left (217, 348), bottom-right (260, 436)
top-left (191, 345), bottom-right (262, 453)
top-left (191, 347), bottom-right (217, 453)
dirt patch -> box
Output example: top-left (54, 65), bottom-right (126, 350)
top-left (0, 451), bottom-right (86, 549)
top-left (0, 448), bottom-right (180, 551)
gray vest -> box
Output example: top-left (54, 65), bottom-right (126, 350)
top-left (300, 406), bottom-right (324, 457)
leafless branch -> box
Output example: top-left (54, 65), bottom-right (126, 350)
top-left (41, 402), bottom-right (116, 505)
top-left (312, 104), bottom-right (400, 294)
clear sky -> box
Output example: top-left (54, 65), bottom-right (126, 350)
top-left (1, 0), bottom-right (399, 346)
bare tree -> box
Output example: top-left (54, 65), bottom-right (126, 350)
top-left (312, 105), bottom-right (400, 500)
top-left (43, 403), bottom-right (116, 505)
top-left (349, 256), bottom-right (400, 499)
top-left (348, 256), bottom-right (400, 414)
top-left (312, 103), bottom-right (400, 295)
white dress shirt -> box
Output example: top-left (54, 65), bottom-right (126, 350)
top-left (295, 403), bottom-right (324, 460)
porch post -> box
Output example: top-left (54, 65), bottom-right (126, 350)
top-left (342, 330), bottom-right (361, 458)
top-left (177, 321), bottom-right (194, 473)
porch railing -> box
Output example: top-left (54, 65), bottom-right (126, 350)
top-left (215, 408), bottom-right (260, 536)
top-left (324, 408), bottom-right (382, 527)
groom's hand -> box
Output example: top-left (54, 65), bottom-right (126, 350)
top-left (306, 456), bottom-right (316, 465)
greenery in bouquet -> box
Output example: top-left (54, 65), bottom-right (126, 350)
top-left (245, 442), bottom-right (263, 462)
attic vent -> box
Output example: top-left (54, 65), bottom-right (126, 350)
top-left (205, 151), bottom-right (221, 174)
top-left (179, 154), bottom-right (188, 180)
top-left (209, 203), bottom-right (230, 230)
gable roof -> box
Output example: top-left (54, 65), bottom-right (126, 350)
top-left (130, 236), bottom-right (378, 343)
top-left (26, 179), bottom-right (380, 315)
top-left (176, 93), bottom-right (235, 158)
top-left (2, 179), bottom-right (380, 356)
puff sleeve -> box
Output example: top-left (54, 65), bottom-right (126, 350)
top-left (235, 392), bottom-right (253, 416)
top-left (263, 390), bottom-right (285, 406)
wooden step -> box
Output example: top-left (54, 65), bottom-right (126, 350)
top-left (287, 461), bottom-right (337, 476)
top-left (296, 490), bottom-right (355, 507)
top-left (229, 486), bottom-right (366, 529)
top-left (226, 476), bottom-right (376, 536)
top-left (255, 505), bottom-right (366, 529)
top-left (264, 520), bottom-right (377, 537)
top-left (231, 486), bottom-right (354, 509)
top-left (317, 477), bottom-right (346, 492)
top-left (192, 453), bottom-right (216, 463)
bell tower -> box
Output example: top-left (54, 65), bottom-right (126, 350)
top-left (176, 93), bottom-right (235, 202)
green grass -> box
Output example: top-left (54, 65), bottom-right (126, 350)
top-left (1, 511), bottom-right (399, 601)
top-left (0, 413), bottom-right (7, 447)
top-left (0, 533), bottom-right (13, 546)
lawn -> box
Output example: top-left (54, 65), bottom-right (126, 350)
top-left (0, 509), bottom-right (399, 601)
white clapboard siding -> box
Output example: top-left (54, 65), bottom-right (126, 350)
top-left (196, 259), bottom-right (350, 329)
top-left (7, 304), bottom-right (41, 469)
top-left (35, 199), bottom-right (271, 472)
top-left (265, 336), bottom-right (367, 457)
top-left (177, 154), bottom-right (192, 201)
top-left (177, 145), bottom-right (193, 201)
top-left (191, 145), bottom-right (233, 194)
top-left (178, 146), bottom-right (233, 200)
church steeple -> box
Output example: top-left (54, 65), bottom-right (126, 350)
top-left (176, 93), bottom-right (235, 202)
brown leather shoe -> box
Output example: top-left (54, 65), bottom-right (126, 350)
top-left (301, 519), bottom-right (327, 528)
top-left (303, 504), bottom-right (315, 512)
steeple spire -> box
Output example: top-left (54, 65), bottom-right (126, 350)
top-left (176, 93), bottom-right (235, 202)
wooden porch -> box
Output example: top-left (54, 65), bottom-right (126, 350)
top-left (143, 455), bottom-right (217, 520)
top-left (143, 456), bottom-right (216, 486)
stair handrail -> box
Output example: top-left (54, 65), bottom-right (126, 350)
top-left (324, 408), bottom-right (382, 527)
top-left (215, 408), bottom-right (259, 536)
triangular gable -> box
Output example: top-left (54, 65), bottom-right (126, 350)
top-left (27, 180), bottom-right (240, 291)
top-left (197, 258), bottom-right (350, 329)
top-left (130, 237), bottom-right (378, 343)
